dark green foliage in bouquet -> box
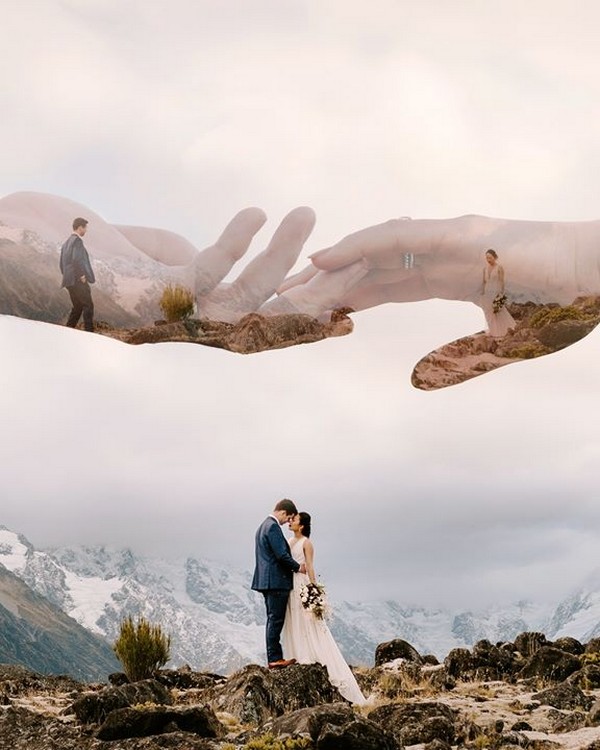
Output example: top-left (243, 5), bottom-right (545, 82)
top-left (113, 616), bottom-right (171, 681)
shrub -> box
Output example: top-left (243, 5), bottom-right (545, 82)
top-left (113, 616), bottom-right (171, 682)
top-left (244, 734), bottom-right (312, 749)
top-left (159, 284), bottom-right (195, 322)
top-left (528, 305), bottom-right (586, 329)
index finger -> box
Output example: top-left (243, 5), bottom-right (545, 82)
top-left (309, 218), bottom-right (451, 271)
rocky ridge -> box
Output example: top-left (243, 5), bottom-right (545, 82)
top-left (412, 297), bottom-right (600, 390)
top-left (1, 528), bottom-right (600, 678)
top-left (1, 633), bottom-right (600, 749)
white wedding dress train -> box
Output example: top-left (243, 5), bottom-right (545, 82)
top-left (281, 537), bottom-right (366, 705)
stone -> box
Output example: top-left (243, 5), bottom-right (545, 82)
top-left (566, 664), bottom-right (600, 689)
top-left (375, 638), bottom-right (423, 666)
top-left (95, 704), bottom-right (224, 741)
top-left (368, 701), bottom-right (458, 746)
top-left (207, 663), bottom-right (343, 725)
top-left (71, 678), bottom-right (172, 724)
top-left (268, 702), bottom-right (355, 739)
top-left (532, 683), bottom-right (593, 711)
top-left (114, 310), bottom-right (354, 353)
top-left (518, 646), bottom-right (581, 682)
top-left (316, 716), bottom-right (400, 750)
top-left (444, 647), bottom-right (475, 678)
top-left (552, 636), bottom-right (584, 655)
top-left (547, 708), bottom-right (587, 733)
top-left (590, 699), bottom-right (600, 725)
top-left (535, 318), bottom-right (596, 349)
top-left (514, 632), bottom-right (548, 658)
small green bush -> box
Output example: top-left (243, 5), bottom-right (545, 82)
top-left (528, 305), bottom-right (586, 329)
top-left (502, 343), bottom-right (551, 360)
top-left (113, 616), bottom-right (171, 682)
top-left (244, 734), bottom-right (312, 749)
top-left (159, 284), bottom-right (195, 322)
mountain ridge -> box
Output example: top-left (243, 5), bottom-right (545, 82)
top-left (0, 525), bottom-right (598, 675)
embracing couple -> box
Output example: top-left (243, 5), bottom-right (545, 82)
top-left (251, 498), bottom-right (365, 705)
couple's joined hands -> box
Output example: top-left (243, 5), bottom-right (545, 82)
top-left (4, 192), bottom-right (600, 384)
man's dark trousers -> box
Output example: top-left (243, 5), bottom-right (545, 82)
top-left (263, 590), bottom-right (290, 663)
top-left (66, 280), bottom-right (94, 332)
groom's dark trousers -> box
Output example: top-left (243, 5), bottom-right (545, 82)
top-left (251, 516), bottom-right (300, 664)
top-left (263, 590), bottom-right (290, 663)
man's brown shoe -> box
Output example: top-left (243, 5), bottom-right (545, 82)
top-left (268, 658), bottom-right (297, 669)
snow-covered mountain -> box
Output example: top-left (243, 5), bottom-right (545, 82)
top-left (0, 526), bottom-right (598, 674)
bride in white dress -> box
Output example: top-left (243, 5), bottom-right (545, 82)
top-left (480, 248), bottom-right (516, 337)
top-left (281, 512), bottom-right (366, 705)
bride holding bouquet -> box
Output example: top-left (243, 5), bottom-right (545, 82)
top-left (281, 512), bottom-right (366, 705)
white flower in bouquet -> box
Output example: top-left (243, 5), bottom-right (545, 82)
top-left (299, 581), bottom-right (329, 620)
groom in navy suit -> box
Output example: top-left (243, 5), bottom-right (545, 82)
top-left (252, 498), bottom-right (306, 668)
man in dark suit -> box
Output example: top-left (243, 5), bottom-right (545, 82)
top-left (252, 498), bottom-right (306, 668)
top-left (59, 217), bottom-right (96, 332)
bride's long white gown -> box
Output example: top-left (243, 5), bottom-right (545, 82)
top-left (281, 537), bottom-right (366, 705)
top-left (480, 264), bottom-right (516, 337)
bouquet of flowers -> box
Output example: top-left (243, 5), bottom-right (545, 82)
top-left (492, 293), bottom-right (507, 313)
top-left (299, 581), bottom-right (328, 620)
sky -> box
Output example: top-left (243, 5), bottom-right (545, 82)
top-left (1, 0), bottom-right (599, 610)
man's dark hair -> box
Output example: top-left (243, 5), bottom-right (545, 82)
top-left (72, 217), bottom-right (88, 231)
top-left (274, 498), bottom-right (298, 515)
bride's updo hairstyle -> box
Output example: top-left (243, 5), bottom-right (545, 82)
top-left (299, 512), bottom-right (312, 538)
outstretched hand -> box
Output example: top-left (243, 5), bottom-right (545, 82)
top-left (278, 214), bottom-right (600, 313)
top-left (119, 206), bottom-right (317, 324)
top-left (274, 213), bottom-right (600, 386)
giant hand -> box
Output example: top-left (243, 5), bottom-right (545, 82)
top-left (0, 192), bottom-right (316, 326)
top-left (276, 214), bottom-right (600, 314)
top-left (273, 214), bottom-right (600, 388)
top-left (119, 205), bottom-right (317, 324)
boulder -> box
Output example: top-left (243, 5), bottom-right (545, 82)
top-left (207, 663), bottom-right (343, 725)
top-left (369, 701), bottom-right (458, 746)
top-left (514, 632), bottom-right (548, 657)
top-left (518, 646), bottom-right (581, 682)
top-left (95, 704), bottom-right (224, 741)
top-left (154, 667), bottom-right (226, 690)
top-left (547, 708), bottom-right (587, 733)
top-left (316, 716), bottom-right (400, 750)
top-left (589, 699), bottom-right (600, 726)
top-left (375, 638), bottom-right (423, 666)
top-left (566, 664), bottom-right (600, 689)
top-left (535, 319), bottom-right (596, 349)
top-left (470, 639), bottom-right (519, 679)
top-left (444, 647), bottom-right (475, 678)
top-left (585, 638), bottom-right (600, 654)
top-left (552, 636), bottom-right (584, 655)
top-left (531, 682), bottom-right (593, 711)
top-left (268, 702), bottom-right (355, 738)
top-left (71, 678), bottom-right (172, 724)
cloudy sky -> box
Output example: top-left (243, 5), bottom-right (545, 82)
top-left (1, 0), bottom-right (599, 610)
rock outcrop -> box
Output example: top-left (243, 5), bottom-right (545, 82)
top-left (1, 631), bottom-right (600, 749)
top-left (412, 295), bottom-right (600, 390)
top-left (99, 310), bottom-right (354, 354)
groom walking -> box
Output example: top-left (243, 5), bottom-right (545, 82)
top-left (252, 499), bottom-right (306, 668)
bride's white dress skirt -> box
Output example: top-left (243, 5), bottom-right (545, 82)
top-left (281, 538), bottom-right (366, 705)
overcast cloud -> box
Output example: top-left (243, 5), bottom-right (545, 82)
top-left (1, 1), bottom-right (599, 610)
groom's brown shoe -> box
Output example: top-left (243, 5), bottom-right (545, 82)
top-left (268, 659), bottom-right (296, 669)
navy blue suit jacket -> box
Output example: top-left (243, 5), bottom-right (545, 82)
top-left (60, 234), bottom-right (96, 288)
top-left (251, 516), bottom-right (300, 592)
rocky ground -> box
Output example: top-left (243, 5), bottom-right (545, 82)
top-left (1, 632), bottom-right (600, 749)
top-left (92, 309), bottom-right (354, 354)
top-left (411, 296), bottom-right (600, 390)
